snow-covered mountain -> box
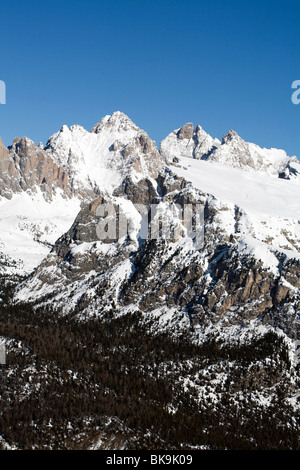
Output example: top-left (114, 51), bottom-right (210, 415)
top-left (1, 112), bottom-right (300, 450)
top-left (0, 112), bottom-right (299, 327)
top-left (1, 112), bottom-right (299, 327)
top-left (0, 111), bottom-right (165, 276)
top-left (161, 122), bottom-right (300, 179)
top-left (160, 122), bottom-right (221, 161)
top-left (7, 114), bottom-right (298, 337)
top-left (45, 111), bottom-right (164, 195)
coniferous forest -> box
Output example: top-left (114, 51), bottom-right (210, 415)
top-left (0, 282), bottom-right (299, 450)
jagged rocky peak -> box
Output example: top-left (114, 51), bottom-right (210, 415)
top-left (208, 128), bottom-right (259, 170)
top-left (0, 136), bottom-right (20, 198)
top-left (11, 136), bottom-right (35, 155)
top-left (10, 137), bottom-right (47, 176)
top-left (44, 111), bottom-right (165, 191)
top-left (0, 111), bottom-right (164, 204)
top-left (208, 128), bottom-right (297, 176)
top-left (91, 110), bottom-right (140, 134)
top-left (0, 134), bottom-right (70, 199)
top-left (221, 129), bottom-right (239, 144)
top-left (162, 120), bottom-right (299, 178)
top-left (160, 122), bottom-right (220, 162)
top-left (92, 111), bottom-right (162, 166)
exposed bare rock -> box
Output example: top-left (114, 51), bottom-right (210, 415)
top-left (177, 123), bottom-right (194, 140)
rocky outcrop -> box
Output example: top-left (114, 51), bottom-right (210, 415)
top-left (113, 175), bottom-right (160, 207)
top-left (177, 123), bottom-right (194, 140)
top-left (0, 136), bottom-right (72, 199)
top-left (0, 137), bottom-right (21, 198)
top-left (11, 137), bottom-right (69, 195)
top-left (278, 159), bottom-right (300, 180)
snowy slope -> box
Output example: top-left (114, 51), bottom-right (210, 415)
top-left (171, 156), bottom-right (300, 271)
top-left (0, 190), bottom-right (81, 275)
top-left (172, 157), bottom-right (300, 219)
top-left (45, 122), bottom-right (123, 193)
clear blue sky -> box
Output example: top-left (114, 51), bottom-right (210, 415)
top-left (1, 0), bottom-right (300, 157)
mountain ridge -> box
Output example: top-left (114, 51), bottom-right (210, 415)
top-left (160, 121), bottom-right (300, 179)
top-left (1, 111), bottom-right (299, 277)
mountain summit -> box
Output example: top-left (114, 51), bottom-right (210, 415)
top-left (0, 112), bottom-right (165, 275)
top-left (44, 110), bottom-right (165, 196)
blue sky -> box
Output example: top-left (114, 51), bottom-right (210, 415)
top-left (1, 0), bottom-right (300, 157)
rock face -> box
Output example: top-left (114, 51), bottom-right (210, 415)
top-left (0, 137), bottom-right (20, 198)
top-left (177, 122), bottom-right (194, 140)
top-left (207, 129), bottom-right (297, 176)
top-left (0, 136), bottom-right (71, 199)
top-left (16, 167), bottom-right (300, 341)
top-left (11, 137), bottom-right (69, 196)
